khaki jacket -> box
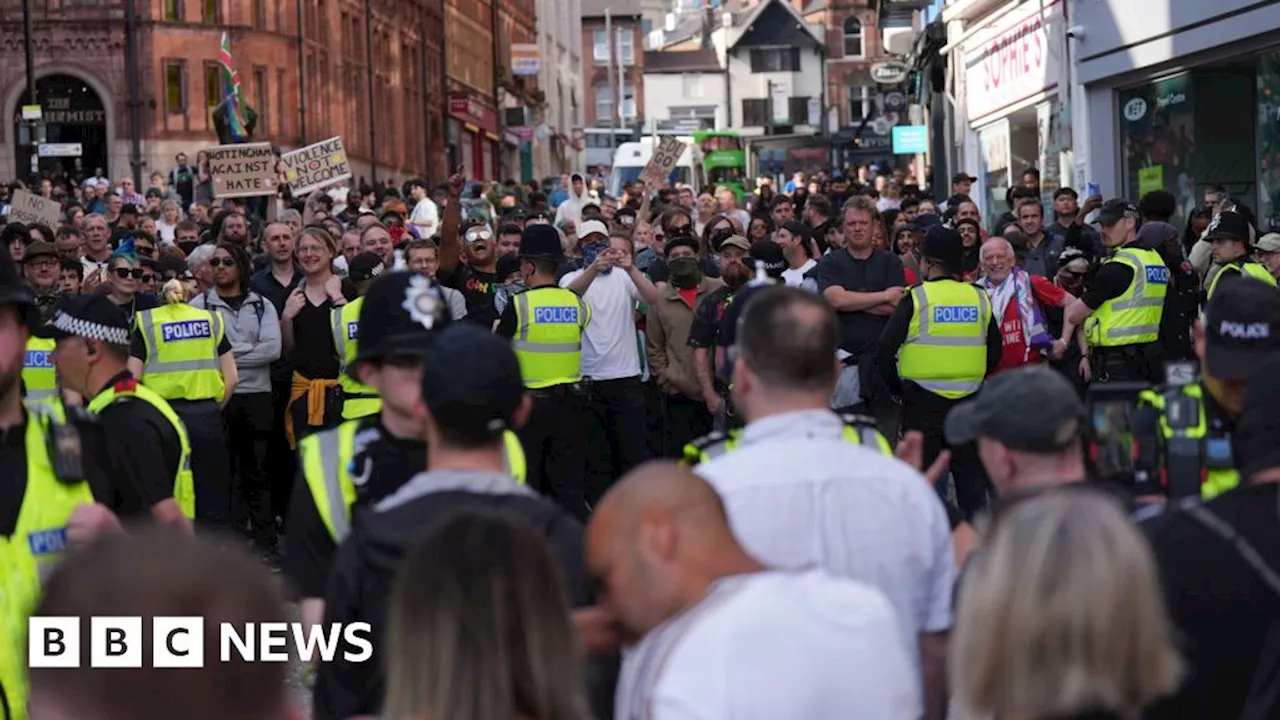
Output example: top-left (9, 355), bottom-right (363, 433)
top-left (645, 276), bottom-right (724, 401)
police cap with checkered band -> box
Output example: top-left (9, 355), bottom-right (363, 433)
top-left (34, 294), bottom-right (132, 346)
top-left (350, 271), bottom-right (453, 373)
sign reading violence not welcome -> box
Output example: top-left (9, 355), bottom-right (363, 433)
top-left (280, 137), bottom-right (352, 195)
top-left (206, 142), bottom-right (276, 198)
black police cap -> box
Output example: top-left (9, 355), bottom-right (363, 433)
top-left (518, 224), bottom-right (564, 262)
top-left (351, 272), bottom-right (452, 374)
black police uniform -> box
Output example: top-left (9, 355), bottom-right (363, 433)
top-left (495, 226), bottom-right (592, 518)
top-left (314, 324), bottom-right (614, 720)
top-left (285, 273), bottom-right (451, 596)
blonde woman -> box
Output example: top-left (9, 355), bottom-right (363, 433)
top-left (953, 490), bottom-right (1183, 720)
top-left (156, 198), bottom-right (183, 244)
top-left (383, 509), bottom-right (587, 720)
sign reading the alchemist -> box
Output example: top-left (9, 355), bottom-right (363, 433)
top-left (206, 143), bottom-right (277, 198)
top-left (963, 0), bottom-right (1062, 122)
top-left (40, 96), bottom-right (106, 125)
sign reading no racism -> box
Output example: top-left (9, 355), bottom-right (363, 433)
top-left (206, 142), bottom-right (277, 198)
top-left (281, 137), bottom-right (352, 195)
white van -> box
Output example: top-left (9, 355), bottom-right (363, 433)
top-left (608, 138), bottom-right (704, 197)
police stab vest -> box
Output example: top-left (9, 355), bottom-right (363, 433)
top-left (511, 287), bottom-right (591, 389)
top-left (135, 303), bottom-right (226, 401)
top-left (898, 280), bottom-right (991, 399)
top-left (332, 297), bottom-right (382, 421)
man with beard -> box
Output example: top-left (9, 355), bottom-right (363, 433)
top-left (687, 236), bottom-right (754, 424)
top-left (218, 211), bottom-right (250, 248)
top-left (23, 241), bottom-right (64, 323)
top-left (437, 174), bottom-right (502, 327)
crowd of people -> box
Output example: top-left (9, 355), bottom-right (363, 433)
top-left (3, 152), bottom-right (1280, 720)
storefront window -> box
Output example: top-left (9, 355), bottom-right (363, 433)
top-left (1258, 53), bottom-right (1280, 223)
top-left (1119, 74), bottom-right (1194, 224)
top-left (978, 120), bottom-right (1010, 230)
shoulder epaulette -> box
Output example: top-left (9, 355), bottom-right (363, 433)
top-left (113, 377), bottom-right (139, 393)
top-left (837, 412), bottom-right (878, 428)
top-left (64, 404), bottom-right (98, 426)
top-left (687, 430), bottom-right (729, 451)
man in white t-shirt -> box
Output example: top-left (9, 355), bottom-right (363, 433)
top-left (560, 220), bottom-right (662, 498)
top-left (589, 462), bottom-right (921, 719)
top-left (776, 220), bottom-right (818, 287)
top-left (694, 286), bottom-right (955, 720)
top-left (407, 177), bottom-right (438, 238)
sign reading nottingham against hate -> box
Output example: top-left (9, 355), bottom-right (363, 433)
top-left (640, 137), bottom-right (687, 188)
top-left (206, 142), bottom-right (276, 198)
top-left (8, 189), bottom-right (62, 228)
top-left (281, 137), bottom-right (352, 195)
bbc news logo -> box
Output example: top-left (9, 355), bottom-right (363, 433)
top-left (29, 617), bottom-right (373, 668)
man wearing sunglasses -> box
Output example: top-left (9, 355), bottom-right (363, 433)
top-left (437, 186), bottom-right (503, 326)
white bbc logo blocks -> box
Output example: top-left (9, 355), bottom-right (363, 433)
top-left (28, 617), bottom-right (80, 667)
top-left (91, 617), bottom-right (142, 667)
top-left (153, 617), bottom-right (204, 668)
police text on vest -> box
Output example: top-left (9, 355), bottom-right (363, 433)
top-left (24, 349), bottom-right (53, 368)
top-left (933, 305), bottom-right (978, 323)
top-left (534, 306), bottom-right (579, 323)
top-left (161, 320), bottom-right (212, 343)
top-left (28, 617), bottom-right (374, 667)
top-left (1146, 266), bottom-right (1170, 284)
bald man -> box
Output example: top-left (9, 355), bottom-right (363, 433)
top-left (976, 236), bottom-right (1075, 375)
top-left (589, 461), bottom-right (920, 719)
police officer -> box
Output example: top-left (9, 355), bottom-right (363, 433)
top-left (314, 322), bottom-right (609, 720)
top-left (288, 272), bottom-right (527, 626)
top-left (1134, 280), bottom-right (1280, 500)
top-left (1064, 199), bottom-right (1170, 384)
top-left (332, 252), bottom-right (385, 421)
top-left (496, 224), bottom-right (592, 519)
top-left (1203, 210), bottom-right (1278, 301)
top-left (683, 283), bottom-right (892, 466)
top-left (128, 278), bottom-right (234, 529)
top-left (22, 334), bottom-right (58, 406)
top-left (875, 225), bottom-right (1001, 519)
top-left (40, 294), bottom-right (194, 528)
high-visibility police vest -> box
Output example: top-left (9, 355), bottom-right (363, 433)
top-left (1085, 247), bottom-right (1169, 347)
top-left (298, 418), bottom-right (529, 543)
top-left (898, 280), bottom-right (991, 399)
top-left (682, 413), bottom-right (893, 466)
top-left (22, 336), bottom-right (58, 406)
top-left (0, 402), bottom-right (96, 720)
top-left (511, 287), bottom-right (591, 389)
top-left (87, 379), bottom-right (196, 518)
top-left (135, 303), bottom-right (226, 401)
top-left (332, 297), bottom-right (382, 421)
top-left (1205, 260), bottom-right (1277, 301)
top-left (1138, 383), bottom-right (1239, 500)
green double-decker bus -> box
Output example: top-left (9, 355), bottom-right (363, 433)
top-left (694, 130), bottom-right (746, 203)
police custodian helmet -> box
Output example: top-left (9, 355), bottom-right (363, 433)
top-left (517, 224), bottom-right (565, 262)
top-left (350, 272), bottom-right (452, 373)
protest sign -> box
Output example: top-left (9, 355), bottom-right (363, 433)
top-left (206, 142), bottom-right (276, 198)
top-left (280, 137), bottom-right (352, 195)
top-left (639, 137), bottom-right (687, 188)
top-left (8, 189), bottom-right (61, 228)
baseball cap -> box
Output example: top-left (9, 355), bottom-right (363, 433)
top-left (951, 173), bottom-right (977, 184)
top-left (578, 219), bottom-right (608, 239)
top-left (24, 240), bottom-right (57, 262)
top-left (35, 294), bottom-right (133, 346)
top-left (421, 324), bottom-right (526, 443)
top-left (718, 234), bottom-right (751, 253)
top-left (1095, 199), bottom-right (1139, 226)
top-left (1204, 211), bottom-right (1254, 244)
top-left (945, 366), bottom-right (1085, 452)
top-left (664, 235), bottom-right (699, 258)
top-left (748, 239), bottom-right (786, 279)
top-left (780, 221), bottom-right (812, 244)
top-left (1257, 233), bottom-right (1280, 253)
top-left (1235, 357), bottom-right (1280, 479)
top-left (348, 252), bottom-right (386, 284)
top-left (1203, 279), bottom-right (1280, 380)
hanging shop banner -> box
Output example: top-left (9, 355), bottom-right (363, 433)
top-left (963, 0), bottom-right (1062, 122)
top-left (206, 142), bottom-right (276, 198)
top-left (8, 189), bottom-right (61, 228)
top-left (281, 137), bottom-right (352, 195)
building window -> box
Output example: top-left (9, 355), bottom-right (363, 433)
top-left (593, 28), bottom-right (609, 65)
top-left (251, 0), bottom-right (265, 29)
top-left (843, 17), bottom-right (864, 59)
top-left (788, 97), bottom-right (810, 124)
top-left (202, 0), bottom-right (219, 23)
top-left (748, 48), bottom-right (801, 73)
top-left (254, 68), bottom-right (268, 135)
top-left (162, 0), bottom-right (181, 22)
top-left (682, 74), bottom-right (704, 98)
top-left (742, 98), bottom-right (769, 127)
top-left (594, 83), bottom-right (612, 123)
top-left (204, 62), bottom-right (222, 129)
top-left (621, 83), bottom-right (636, 120)
top-left (277, 68), bottom-right (288, 137)
top-left (849, 85), bottom-right (871, 124)
top-left (163, 61), bottom-right (186, 114)
top-left (619, 28), bottom-right (634, 66)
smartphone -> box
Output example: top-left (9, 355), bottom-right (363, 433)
top-left (1085, 181), bottom-right (1101, 198)
top-left (582, 241), bottom-right (612, 275)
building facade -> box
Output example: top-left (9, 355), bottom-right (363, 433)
top-left (534, 0), bottom-right (584, 178)
top-left (642, 48), bottom-right (725, 133)
top-left (0, 0), bottom-right (446, 189)
top-left (1072, 0), bottom-right (1280, 227)
top-left (581, 0), bottom-right (645, 134)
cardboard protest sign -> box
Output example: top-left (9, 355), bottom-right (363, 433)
top-left (639, 137), bottom-right (687, 188)
top-left (8, 189), bottom-right (61, 228)
top-left (206, 142), bottom-right (276, 198)
top-left (280, 137), bottom-right (352, 195)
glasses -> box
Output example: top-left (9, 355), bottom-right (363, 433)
top-left (113, 267), bottom-right (145, 280)
top-left (464, 228), bottom-right (493, 243)
top-left (210, 257), bottom-right (236, 268)
top-left (141, 274), bottom-right (156, 284)
top-left (135, 245), bottom-right (155, 257)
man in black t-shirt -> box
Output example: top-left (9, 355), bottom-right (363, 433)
top-left (439, 207), bottom-right (502, 326)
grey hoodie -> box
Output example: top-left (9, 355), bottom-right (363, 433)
top-left (190, 289), bottom-right (281, 394)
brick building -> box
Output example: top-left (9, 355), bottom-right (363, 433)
top-left (581, 0), bottom-right (644, 131)
top-left (0, 0), bottom-right (446, 189)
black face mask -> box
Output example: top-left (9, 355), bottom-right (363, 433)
top-left (668, 257), bottom-right (702, 289)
